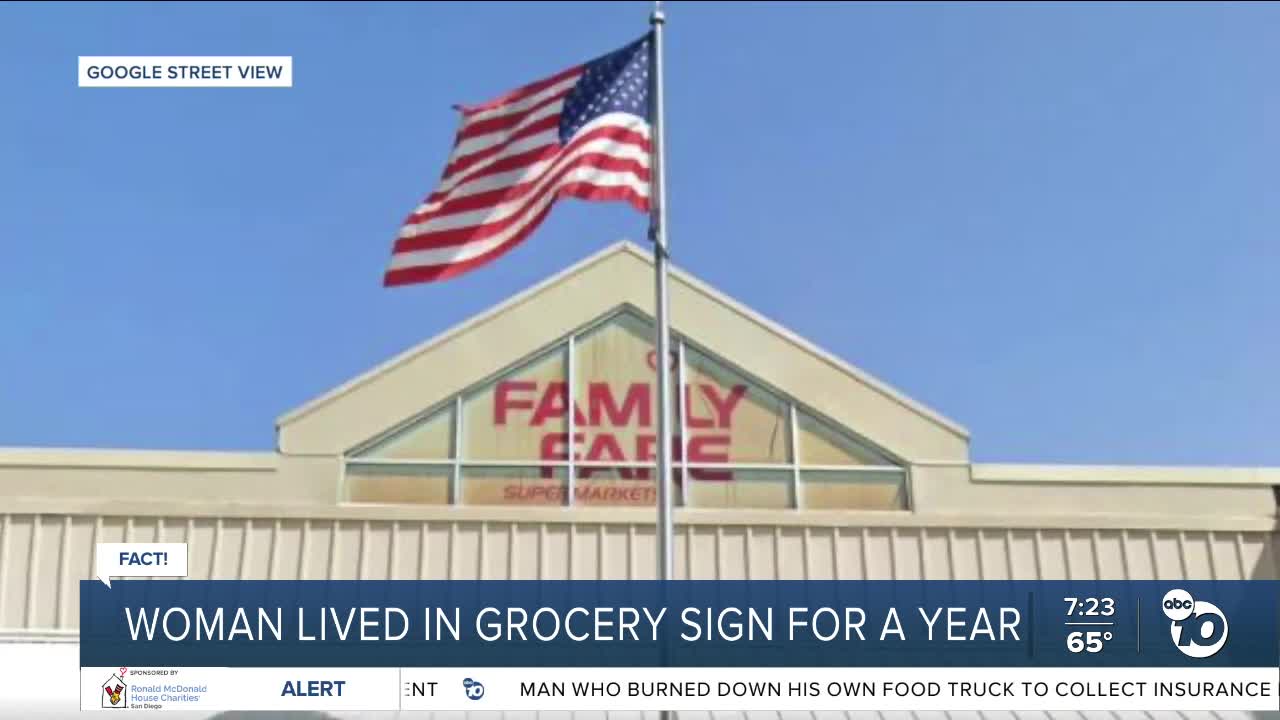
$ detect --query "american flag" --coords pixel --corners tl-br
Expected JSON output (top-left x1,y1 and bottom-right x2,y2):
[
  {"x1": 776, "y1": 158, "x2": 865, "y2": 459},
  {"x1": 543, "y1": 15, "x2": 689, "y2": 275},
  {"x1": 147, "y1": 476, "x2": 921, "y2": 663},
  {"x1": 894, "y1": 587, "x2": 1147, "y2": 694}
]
[{"x1": 384, "y1": 35, "x2": 653, "y2": 286}]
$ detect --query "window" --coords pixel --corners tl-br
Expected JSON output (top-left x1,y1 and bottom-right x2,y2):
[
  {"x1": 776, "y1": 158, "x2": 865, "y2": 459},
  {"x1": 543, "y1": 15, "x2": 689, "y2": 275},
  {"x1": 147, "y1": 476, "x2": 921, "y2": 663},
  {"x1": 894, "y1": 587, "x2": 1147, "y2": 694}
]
[
  {"x1": 463, "y1": 348, "x2": 567, "y2": 461},
  {"x1": 683, "y1": 345, "x2": 789, "y2": 465},
  {"x1": 346, "y1": 464, "x2": 450, "y2": 505},
  {"x1": 356, "y1": 404, "x2": 453, "y2": 461},
  {"x1": 343, "y1": 309, "x2": 908, "y2": 511},
  {"x1": 345, "y1": 404, "x2": 453, "y2": 504}
]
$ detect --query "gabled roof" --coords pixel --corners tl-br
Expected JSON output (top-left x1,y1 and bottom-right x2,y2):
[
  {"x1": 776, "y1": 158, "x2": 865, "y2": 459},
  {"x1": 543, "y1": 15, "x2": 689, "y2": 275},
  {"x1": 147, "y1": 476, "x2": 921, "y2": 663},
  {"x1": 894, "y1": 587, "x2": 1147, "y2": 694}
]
[{"x1": 277, "y1": 241, "x2": 969, "y2": 461}]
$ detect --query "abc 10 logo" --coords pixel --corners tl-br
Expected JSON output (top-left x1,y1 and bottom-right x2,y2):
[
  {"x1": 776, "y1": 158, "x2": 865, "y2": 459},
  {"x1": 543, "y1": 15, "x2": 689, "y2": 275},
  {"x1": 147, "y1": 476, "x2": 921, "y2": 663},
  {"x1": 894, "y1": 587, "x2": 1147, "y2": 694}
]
[{"x1": 1162, "y1": 588, "x2": 1228, "y2": 659}]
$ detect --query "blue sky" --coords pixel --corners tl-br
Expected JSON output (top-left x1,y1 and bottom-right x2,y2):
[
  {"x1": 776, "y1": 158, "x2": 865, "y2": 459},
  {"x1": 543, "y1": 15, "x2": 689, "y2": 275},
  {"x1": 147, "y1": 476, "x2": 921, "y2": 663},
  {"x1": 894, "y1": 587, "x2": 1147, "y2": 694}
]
[{"x1": 1, "y1": 1, "x2": 1276, "y2": 465}]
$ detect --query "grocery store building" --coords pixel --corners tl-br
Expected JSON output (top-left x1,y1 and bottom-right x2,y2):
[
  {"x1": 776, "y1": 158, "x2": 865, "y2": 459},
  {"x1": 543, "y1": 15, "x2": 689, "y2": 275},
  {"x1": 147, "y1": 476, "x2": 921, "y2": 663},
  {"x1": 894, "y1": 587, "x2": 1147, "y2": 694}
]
[{"x1": 1, "y1": 241, "x2": 1277, "y2": 716}]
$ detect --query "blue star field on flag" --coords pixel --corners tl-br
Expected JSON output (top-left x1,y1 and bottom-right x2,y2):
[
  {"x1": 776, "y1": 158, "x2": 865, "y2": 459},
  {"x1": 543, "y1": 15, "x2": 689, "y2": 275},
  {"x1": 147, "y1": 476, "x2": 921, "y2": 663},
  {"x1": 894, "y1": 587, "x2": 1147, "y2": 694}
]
[{"x1": 559, "y1": 35, "x2": 651, "y2": 144}]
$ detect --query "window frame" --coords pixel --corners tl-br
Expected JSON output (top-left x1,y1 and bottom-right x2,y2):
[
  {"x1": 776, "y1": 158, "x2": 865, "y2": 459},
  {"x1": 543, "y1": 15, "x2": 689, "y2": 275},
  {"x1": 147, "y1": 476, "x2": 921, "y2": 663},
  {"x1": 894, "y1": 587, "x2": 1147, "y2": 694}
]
[{"x1": 340, "y1": 307, "x2": 911, "y2": 511}]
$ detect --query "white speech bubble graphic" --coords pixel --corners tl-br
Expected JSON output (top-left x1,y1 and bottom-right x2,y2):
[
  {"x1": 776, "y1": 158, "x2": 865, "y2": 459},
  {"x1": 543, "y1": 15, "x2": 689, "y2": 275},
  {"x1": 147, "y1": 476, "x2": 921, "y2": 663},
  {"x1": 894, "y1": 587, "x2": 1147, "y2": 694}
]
[{"x1": 96, "y1": 543, "x2": 188, "y2": 588}]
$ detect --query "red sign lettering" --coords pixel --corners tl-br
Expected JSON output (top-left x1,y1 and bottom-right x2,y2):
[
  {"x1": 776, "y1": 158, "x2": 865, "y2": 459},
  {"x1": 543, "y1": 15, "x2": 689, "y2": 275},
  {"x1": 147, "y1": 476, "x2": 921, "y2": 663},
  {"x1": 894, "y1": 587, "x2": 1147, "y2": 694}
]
[
  {"x1": 494, "y1": 380, "x2": 535, "y2": 425},
  {"x1": 700, "y1": 384, "x2": 746, "y2": 428},
  {"x1": 491, "y1": 361, "x2": 752, "y2": 497},
  {"x1": 588, "y1": 382, "x2": 651, "y2": 427}
]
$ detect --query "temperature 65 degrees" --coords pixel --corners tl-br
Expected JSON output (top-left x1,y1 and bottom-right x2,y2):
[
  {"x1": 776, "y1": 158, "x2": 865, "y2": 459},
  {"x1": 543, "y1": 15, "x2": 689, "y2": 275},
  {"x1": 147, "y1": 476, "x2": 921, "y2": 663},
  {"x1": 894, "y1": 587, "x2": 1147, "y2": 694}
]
[{"x1": 1067, "y1": 630, "x2": 1113, "y2": 653}]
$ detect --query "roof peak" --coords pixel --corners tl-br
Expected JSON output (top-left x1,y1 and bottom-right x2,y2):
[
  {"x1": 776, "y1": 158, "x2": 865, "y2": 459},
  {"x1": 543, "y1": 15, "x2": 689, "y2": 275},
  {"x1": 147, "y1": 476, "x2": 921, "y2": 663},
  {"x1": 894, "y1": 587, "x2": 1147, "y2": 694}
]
[{"x1": 278, "y1": 239, "x2": 969, "y2": 454}]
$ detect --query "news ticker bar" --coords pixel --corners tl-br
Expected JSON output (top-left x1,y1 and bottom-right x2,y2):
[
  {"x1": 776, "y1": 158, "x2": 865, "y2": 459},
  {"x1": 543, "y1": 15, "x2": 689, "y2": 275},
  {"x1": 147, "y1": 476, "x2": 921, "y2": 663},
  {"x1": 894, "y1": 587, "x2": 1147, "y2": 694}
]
[
  {"x1": 82, "y1": 667, "x2": 1280, "y2": 712},
  {"x1": 81, "y1": 579, "x2": 1279, "y2": 668}
]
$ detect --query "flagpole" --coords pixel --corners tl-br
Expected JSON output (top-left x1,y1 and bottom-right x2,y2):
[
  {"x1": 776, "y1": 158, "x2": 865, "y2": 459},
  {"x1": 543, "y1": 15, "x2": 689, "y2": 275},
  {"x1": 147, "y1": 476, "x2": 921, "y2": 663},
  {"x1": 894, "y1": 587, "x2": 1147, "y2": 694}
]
[
  {"x1": 648, "y1": 1, "x2": 674, "y2": 588},
  {"x1": 649, "y1": 5, "x2": 675, "y2": 715}
]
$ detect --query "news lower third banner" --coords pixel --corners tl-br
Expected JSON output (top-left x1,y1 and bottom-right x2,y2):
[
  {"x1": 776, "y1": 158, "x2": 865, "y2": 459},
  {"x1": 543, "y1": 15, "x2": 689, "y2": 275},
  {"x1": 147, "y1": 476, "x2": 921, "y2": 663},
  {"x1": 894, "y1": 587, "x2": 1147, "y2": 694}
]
[{"x1": 80, "y1": 579, "x2": 1280, "y2": 712}]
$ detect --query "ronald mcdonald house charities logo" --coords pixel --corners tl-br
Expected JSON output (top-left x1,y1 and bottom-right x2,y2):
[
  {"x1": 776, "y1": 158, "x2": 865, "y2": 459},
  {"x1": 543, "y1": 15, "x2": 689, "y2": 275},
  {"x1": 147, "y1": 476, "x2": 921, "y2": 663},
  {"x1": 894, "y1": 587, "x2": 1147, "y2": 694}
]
[{"x1": 101, "y1": 672, "x2": 127, "y2": 708}]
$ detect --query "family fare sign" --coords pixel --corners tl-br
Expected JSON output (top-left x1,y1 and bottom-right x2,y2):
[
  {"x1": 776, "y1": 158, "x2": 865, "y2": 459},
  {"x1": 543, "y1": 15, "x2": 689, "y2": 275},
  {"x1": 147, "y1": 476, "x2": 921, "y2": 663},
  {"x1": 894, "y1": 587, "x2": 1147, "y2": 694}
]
[
  {"x1": 493, "y1": 376, "x2": 747, "y2": 480},
  {"x1": 346, "y1": 318, "x2": 897, "y2": 509}
]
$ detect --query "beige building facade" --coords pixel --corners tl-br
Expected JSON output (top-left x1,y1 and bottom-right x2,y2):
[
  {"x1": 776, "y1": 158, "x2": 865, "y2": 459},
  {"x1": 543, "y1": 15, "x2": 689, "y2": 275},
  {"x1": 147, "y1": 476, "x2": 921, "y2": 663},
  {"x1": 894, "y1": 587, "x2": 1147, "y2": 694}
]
[{"x1": 0, "y1": 241, "x2": 1277, "y2": 717}]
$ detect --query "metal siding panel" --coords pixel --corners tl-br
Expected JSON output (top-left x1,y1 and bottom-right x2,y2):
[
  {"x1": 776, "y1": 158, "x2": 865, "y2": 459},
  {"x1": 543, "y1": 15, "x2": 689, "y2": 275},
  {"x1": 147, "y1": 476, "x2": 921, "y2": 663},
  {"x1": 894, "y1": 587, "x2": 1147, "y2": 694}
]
[
  {"x1": 266, "y1": 519, "x2": 299, "y2": 580},
  {"x1": 1037, "y1": 531, "x2": 1068, "y2": 580},
  {"x1": 949, "y1": 529, "x2": 981, "y2": 580},
  {"x1": 1063, "y1": 530, "x2": 1097, "y2": 580},
  {"x1": 674, "y1": 526, "x2": 689, "y2": 580},
  {"x1": 449, "y1": 522, "x2": 480, "y2": 580},
  {"x1": 775, "y1": 528, "x2": 805, "y2": 580},
  {"x1": 268, "y1": 519, "x2": 284, "y2": 580},
  {"x1": 892, "y1": 529, "x2": 922, "y2": 580},
  {"x1": 742, "y1": 526, "x2": 770, "y2": 580},
  {"x1": 716, "y1": 527, "x2": 748, "y2": 581},
  {"x1": 3, "y1": 516, "x2": 32, "y2": 629},
  {"x1": 419, "y1": 522, "x2": 449, "y2": 579},
  {"x1": 56, "y1": 519, "x2": 78, "y2": 627},
  {"x1": 1111, "y1": 530, "x2": 1152, "y2": 579},
  {"x1": 478, "y1": 521, "x2": 505, "y2": 580},
  {"x1": 1150, "y1": 531, "x2": 1186, "y2": 580},
  {"x1": 252, "y1": 515, "x2": 275, "y2": 576},
  {"x1": 913, "y1": 528, "x2": 937, "y2": 579},
  {"x1": 236, "y1": 518, "x2": 256, "y2": 579},
  {"x1": 357, "y1": 521, "x2": 390, "y2": 580},
  {"x1": 154, "y1": 517, "x2": 180, "y2": 580},
  {"x1": 509, "y1": 524, "x2": 538, "y2": 580},
  {"x1": 1176, "y1": 531, "x2": 1212, "y2": 580},
  {"x1": 569, "y1": 524, "x2": 600, "y2": 581},
  {"x1": 387, "y1": 521, "x2": 414, "y2": 580},
  {"x1": 862, "y1": 528, "x2": 894, "y2": 580},
  {"x1": 22, "y1": 515, "x2": 40, "y2": 629},
  {"x1": 128, "y1": 516, "x2": 159, "y2": 543},
  {"x1": 327, "y1": 520, "x2": 360, "y2": 580},
  {"x1": 1236, "y1": 532, "x2": 1278, "y2": 580},
  {"x1": 831, "y1": 528, "x2": 861, "y2": 580},
  {"x1": 599, "y1": 525, "x2": 630, "y2": 580},
  {"x1": 212, "y1": 520, "x2": 244, "y2": 579},
  {"x1": 1006, "y1": 530, "x2": 1039, "y2": 580},
  {"x1": 687, "y1": 527, "x2": 718, "y2": 580},
  {"x1": 679, "y1": 525, "x2": 697, "y2": 579},
  {"x1": 61, "y1": 517, "x2": 94, "y2": 628},
  {"x1": 5, "y1": 511, "x2": 1279, "y2": 634},
  {"x1": 298, "y1": 519, "x2": 327, "y2": 580},
  {"x1": 630, "y1": 525, "x2": 656, "y2": 580},
  {"x1": 540, "y1": 524, "x2": 570, "y2": 580},
  {"x1": 1123, "y1": 531, "x2": 1158, "y2": 580},
  {"x1": 975, "y1": 529, "x2": 1006, "y2": 580},
  {"x1": 918, "y1": 529, "x2": 950, "y2": 580},
  {"x1": 30, "y1": 516, "x2": 63, "y2": 629},
  {"x1": 1090, "y1": 530, "x2": 1128, "y2": 579},
  {"x1": 0, "y1": 515, "x2": 9, "y2": 627},
  {"x1": 243, "y1": 518, "x2": 270, "y2": 580},
  {"x1": 1259, "y1": 533, "x2": 1280, "y2": 579},
  {"x1": 804, "y1": 528, "x2": 836, "y2": 580}
]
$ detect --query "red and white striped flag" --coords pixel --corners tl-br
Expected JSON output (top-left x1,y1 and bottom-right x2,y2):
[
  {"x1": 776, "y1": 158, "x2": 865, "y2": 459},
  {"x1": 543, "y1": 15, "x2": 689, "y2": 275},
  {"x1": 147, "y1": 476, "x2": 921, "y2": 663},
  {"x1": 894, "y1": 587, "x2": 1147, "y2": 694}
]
[{"x1": 384, "y1": 36, "x2": 653, "y2": 286}]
